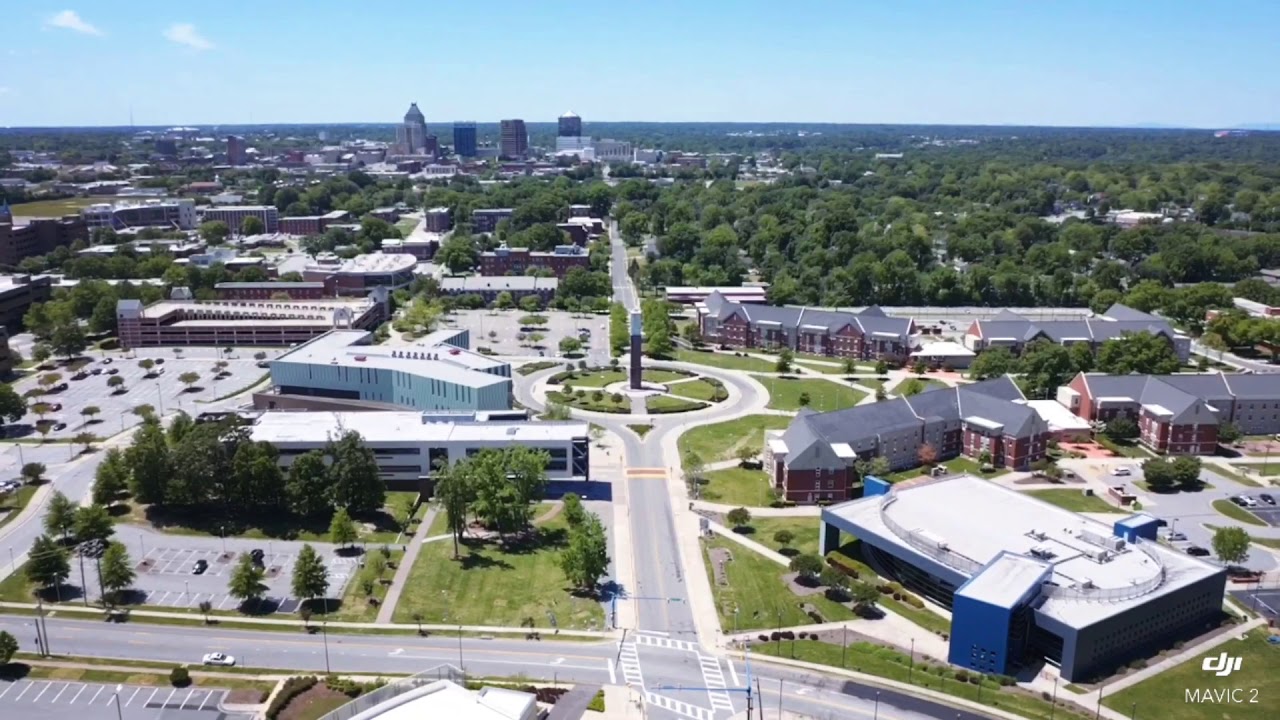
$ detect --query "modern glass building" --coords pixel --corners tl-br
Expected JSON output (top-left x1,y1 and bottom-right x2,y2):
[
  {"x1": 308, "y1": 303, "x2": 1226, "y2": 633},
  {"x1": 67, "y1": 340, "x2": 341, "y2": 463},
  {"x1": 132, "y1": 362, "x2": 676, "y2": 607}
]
[
  {"x1": 819, "y1": 475, "x2": 1226, "y2": 682},
  {"x1": 267, "y1": 328, "x2": 512, "y2": 412}
]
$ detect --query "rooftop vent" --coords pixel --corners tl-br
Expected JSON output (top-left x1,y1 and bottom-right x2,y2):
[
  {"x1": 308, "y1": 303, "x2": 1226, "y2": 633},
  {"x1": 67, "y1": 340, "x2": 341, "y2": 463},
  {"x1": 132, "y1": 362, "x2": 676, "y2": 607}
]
[{"x1": 353, "y1": 355, "x2": 366, "y2": 362}]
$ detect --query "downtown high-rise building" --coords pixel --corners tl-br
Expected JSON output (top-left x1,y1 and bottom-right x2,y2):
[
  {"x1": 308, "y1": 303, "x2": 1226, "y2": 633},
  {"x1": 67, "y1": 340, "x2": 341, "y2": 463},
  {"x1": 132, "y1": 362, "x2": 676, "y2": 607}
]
[
  {"x1": 226, "y1": 135, "x2": 247, "y2": 166},
  {"x1": 499, "y1": 119, "x2": 528, "y2": 159},
  {"x1": 558, "y1": 111, "x2": 582, "y2": 137},
  {"x1": 393, "y1": 102, "x2": 429, "y2": 155},
  {"x1": 453, "y1": 122, "x2": 477, "y2": 157}
]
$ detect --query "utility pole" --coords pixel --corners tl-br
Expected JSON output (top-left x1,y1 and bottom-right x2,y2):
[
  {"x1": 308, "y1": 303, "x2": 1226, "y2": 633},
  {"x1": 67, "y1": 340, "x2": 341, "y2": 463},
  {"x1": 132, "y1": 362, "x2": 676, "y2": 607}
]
[
  {"x1": 36, "y1": 594, "x2": 51, "y2": 655},
  {"x1": 777, "y1": 678, "x2": 783, "y2": 718},
  {"x1": 77, "y1": 551, "x2": 89, "y2": 607}
]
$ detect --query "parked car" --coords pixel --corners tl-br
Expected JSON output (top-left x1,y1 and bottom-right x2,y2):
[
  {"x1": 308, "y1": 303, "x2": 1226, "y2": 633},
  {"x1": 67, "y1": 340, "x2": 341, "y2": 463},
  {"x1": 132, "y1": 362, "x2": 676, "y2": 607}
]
[
  {"x1": 250, "y1": 548, "x2": 265, "y2": 566},
  {"x1": 1164, "y1": 531, "x2": 1187, "y2": 542},
  {"x1": 90, "y1": 368, "x2": 103, "y2": 375},
  {"x1": 102, "y1": 358, "x2": 112, "y2": 364},
  {"x1": 256, "y1": 361, "x2": 269, "y2": 368},
  {"x1": 72, "y1": 372, "x2": 88, "y2": 381},
  {"x1": 193, "y1": 559, "x2": 209, "y2": 575},
  {"x1": 1260, "y1": 493, "x2": 1276, "y2": 506},
  {"x1": 1230, "y1": 496, "x2": 1248, "y2": 507},
  {"x1": 202, "y1": 653, "x2": 236, "y2": 666},
  {"x1": 106, "y1": 368, "x2": 119, "y2": 375},
  {"x1": 53, "y1": 422, "x2": 67, "y2": 431},
  {"x1": 1185, "y1": 546, "x2": 1211, "y2": 557},
  {"x1": 49, "y1": 403, "x2": 62, "y2": 412},
  {"x1": 155, "y1": 358, "x2": 165, "y2": 365},
  {"x1": 53, "y1": 383, "x2": 68, "y2": 392},
  {"x1": 1111, "y1": 466, "x2": 1132, "y2": 477},
  {"x1": 1242, "y1": 495, "x2": 1259, "y2": 507}
]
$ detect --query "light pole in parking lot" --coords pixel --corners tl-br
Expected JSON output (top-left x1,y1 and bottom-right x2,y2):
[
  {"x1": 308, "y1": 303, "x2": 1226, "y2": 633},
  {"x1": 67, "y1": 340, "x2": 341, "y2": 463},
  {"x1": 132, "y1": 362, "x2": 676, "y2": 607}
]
[
  {"x1": 112, "y1": 684, "x2": 124, "y2": 720},
  {"x1": 322, "y1": 621, "x2": 331, "y2": 674}
]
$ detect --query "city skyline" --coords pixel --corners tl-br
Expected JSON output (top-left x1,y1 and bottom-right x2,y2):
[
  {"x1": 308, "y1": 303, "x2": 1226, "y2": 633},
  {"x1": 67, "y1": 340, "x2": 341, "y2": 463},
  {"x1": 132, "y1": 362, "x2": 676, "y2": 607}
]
[{"x1": 1, "y1": 1, "x2": 1277, "y2": 128}]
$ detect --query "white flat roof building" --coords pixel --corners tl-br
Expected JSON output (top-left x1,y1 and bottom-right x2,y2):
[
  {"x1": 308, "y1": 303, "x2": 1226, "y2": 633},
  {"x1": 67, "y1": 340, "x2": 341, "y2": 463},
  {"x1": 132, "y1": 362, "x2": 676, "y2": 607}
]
[{"x1": 342, "y1": 679, "x2": 536, "y2": 720}]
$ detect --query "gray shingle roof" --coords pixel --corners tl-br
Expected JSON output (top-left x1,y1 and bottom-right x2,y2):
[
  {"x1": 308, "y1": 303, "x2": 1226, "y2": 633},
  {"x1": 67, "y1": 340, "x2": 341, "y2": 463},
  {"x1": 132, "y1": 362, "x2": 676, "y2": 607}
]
[
  {"x1": 973, "y1": 304, "x2": 1179, "y2": 345},
  {"x1": 1079, "y1": 373, "x2": 1234, "y2": 424},
  {"x1": 706, "y1": 292, "x2": 912, "y2": 341}
]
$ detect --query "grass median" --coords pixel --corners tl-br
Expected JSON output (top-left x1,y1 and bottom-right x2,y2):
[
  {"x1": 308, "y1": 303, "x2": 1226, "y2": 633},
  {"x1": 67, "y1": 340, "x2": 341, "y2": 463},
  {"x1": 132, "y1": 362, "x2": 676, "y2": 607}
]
[
  {"x1": 678, "y1": 415, "x2": 792, "y2": 465},
  {"x1": 750, "y1": 375, "x2": 866, "y2": 412}
]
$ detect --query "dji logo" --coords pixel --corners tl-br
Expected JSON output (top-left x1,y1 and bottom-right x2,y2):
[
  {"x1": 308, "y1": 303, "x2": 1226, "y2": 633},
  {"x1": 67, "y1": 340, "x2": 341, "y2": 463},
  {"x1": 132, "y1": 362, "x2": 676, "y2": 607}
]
[{"x1": 1202, "y1": 653, "x2": 1243, "y2": 677}]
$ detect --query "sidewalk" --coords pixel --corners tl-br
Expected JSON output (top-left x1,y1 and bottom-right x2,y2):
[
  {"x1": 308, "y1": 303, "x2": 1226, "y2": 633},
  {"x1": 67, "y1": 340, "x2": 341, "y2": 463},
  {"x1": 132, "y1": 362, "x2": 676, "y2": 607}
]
[
  {"x1": 0, "y1": 600, "x2": 616, "y2": 638},
  {"x1": 692, "y1": 500, "x2": 819, "y2": 517},
  {"x1": 376, "y1": 505, "x2": 436, "y2": 623},
  {"x1": 1090, "y1": 618, "x2": 1267, "y2": 696}
]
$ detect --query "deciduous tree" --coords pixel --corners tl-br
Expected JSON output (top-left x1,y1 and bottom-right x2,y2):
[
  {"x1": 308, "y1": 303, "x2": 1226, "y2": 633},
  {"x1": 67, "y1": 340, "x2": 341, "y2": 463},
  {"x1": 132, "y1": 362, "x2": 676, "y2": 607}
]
[
  {"x1": 1211, "y1": 526, "x2": 1250, "y2": 565},
  {"x1": 559, "y1": 512, "x2": 610, "y2": 594},
  {"x1": 98, "y1": 541, "x2": 136, "y2": 606},
  {"x1": 290, "y1": 544, "x2": 330, "y2": 604},
  {"x1": 228, "y1": 552, "x2": 267, "y2": 607}
]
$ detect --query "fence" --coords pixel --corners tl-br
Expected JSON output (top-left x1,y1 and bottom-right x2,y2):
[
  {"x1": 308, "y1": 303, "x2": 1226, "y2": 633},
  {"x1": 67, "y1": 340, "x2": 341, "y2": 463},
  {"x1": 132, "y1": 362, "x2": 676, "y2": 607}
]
[{"x1": 315, "y1": 665, "x2": 467, "y2": 720}]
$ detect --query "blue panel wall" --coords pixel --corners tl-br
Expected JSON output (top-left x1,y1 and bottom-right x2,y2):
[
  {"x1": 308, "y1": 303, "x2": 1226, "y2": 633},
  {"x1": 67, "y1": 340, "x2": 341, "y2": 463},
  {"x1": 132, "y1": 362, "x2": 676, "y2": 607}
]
[
  {"x1": 863, "y1": 476, "x2": 891, "y2": 497},
  {"x1": 948, "y1": 595, "x2": 1014, "y2": 675},
  {"x1": 1113, "y1": 514, "x2": 1161, "y2": 543}
]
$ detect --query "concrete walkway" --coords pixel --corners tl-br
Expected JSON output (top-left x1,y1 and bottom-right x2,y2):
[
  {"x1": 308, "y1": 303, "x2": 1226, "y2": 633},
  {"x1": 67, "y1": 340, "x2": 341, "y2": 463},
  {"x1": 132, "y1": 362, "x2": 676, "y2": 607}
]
[
  {"x1": 1090, "y1": 618, "x2": 1268, "y2": 696},
  {"x1": 692, "y1": 500, "x2": 819, "y2": 517},
  {"x1": 376, "y1": 505, "x2": 437, "y2": 623},
  {"x1": 707, "y1": 522, "x2": 789, "y2": 564},
  {"x1": 0, "y1": 601, "x2": 615, "y2": 638}
]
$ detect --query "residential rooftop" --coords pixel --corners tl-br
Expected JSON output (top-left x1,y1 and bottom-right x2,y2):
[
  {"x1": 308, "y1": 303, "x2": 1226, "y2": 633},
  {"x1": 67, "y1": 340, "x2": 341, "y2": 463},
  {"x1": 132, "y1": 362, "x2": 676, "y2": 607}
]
[
  {"x1": 440, "y1": 276, "x2": 558, "y2": 292},
  {"x1": 333, "y1": 253, "x2": 418, "y2": 274}
]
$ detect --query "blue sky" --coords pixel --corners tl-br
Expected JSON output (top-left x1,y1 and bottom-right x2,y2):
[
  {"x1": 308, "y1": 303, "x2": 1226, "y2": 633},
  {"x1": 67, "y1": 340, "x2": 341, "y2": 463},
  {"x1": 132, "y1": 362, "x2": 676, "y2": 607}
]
[{"x1": 1, "y1": 1, "x2": 1277, "y2": 128}]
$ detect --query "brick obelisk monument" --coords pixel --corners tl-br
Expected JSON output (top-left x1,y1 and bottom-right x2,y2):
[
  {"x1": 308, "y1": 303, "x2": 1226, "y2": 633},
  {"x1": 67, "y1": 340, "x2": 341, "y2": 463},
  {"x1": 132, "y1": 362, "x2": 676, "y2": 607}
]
[{"x1": 629, "y1": 311, "x2": 643, "y2": 389}]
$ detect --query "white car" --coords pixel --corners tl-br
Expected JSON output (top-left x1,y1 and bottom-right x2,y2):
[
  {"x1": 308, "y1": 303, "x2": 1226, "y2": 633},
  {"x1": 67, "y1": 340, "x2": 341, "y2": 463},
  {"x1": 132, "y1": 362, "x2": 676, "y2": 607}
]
[
  {"x1": 1241, "y1": 496, "x2": 1259, "y2": 508},
  {"x1": 1111, "y1": 467, "x2": 1132, "y2": 477},
  {"x1": 202, "y1": 653, "x2": 236, "y2": 666}
]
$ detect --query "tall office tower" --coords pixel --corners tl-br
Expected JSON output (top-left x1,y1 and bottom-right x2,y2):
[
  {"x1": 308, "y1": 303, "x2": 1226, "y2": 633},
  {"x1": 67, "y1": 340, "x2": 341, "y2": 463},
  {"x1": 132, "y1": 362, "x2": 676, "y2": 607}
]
[
  {"x1": 393, "y1": 102, "x2": 429, "y2": 155},
  {"x1": 499, "y1": 119, "x2": 528, "y2": 159},
  {"x1": 453, "y1": 122, "x2": 477, "y2": 157},
  {"x1": 558, "y1": 111, "x2": 582, "y2": 137},
  {"x1": 226, "y1": 135, "x2": 247, "y2": 165}
]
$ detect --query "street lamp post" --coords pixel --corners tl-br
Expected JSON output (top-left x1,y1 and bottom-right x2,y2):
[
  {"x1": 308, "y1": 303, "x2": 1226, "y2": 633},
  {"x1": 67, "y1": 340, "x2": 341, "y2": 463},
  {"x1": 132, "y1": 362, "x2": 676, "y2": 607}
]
[
  {"x1": 458, "y1": 624, "x2": 464, "y2": 670},
  {"x1": 322, "y1": 621, "x2": 331, "y2": 674},
  {"x1": 873, "y1": 691, "x2": 880, "y2": 720},
  {"x1": 112, "y1": 684, "x2": 124, "y2": 720}
]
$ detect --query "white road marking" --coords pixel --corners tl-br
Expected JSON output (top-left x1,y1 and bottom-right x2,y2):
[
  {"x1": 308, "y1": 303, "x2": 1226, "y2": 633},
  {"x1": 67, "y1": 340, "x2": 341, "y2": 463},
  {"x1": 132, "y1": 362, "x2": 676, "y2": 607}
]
[
  {"x1": 550, "y1": 657, "x2": 565, "y2": 666},
  {"x1": 607, "y1": 658, "x2": 617, "y2": 684},
  {"x1": 727, "y1": 658, "x2": 740, "y2": 687},
  {"x1": 33, "y1": 681, "x2": 55, "y2": 702},
  {"x1": 145, "y1": 687, "x2": 159, "y2": 706},
  {"x1": 634, "y1": 629, "x2": 670, "y2": 636},
  {"x1": 15, "y1": 682, "x2": 38, "y2": 700},
  {"x1": 181, "y1": 688, "x2": 195, "y2": 708},
  {"x1": 617, "y1": 642, "x2": 645, "y2": 687},
  {"x1": 70, "y1": 684, "x2": 88, "y2": 704},
  {"x1": 126, "y1": 687, "x2": 141, "y2": 706},
  {"x1": 0, "y1": 682, "x2": 15, "y2": 700},
  {"x1": 163, "y1": 688, "x2": 176, "y2": 706},
  {"x1": 88, "y1": 686, "x2": 103, "y2": 705},
  {"x1": 198, "y1": 690, "x2": 216, "y2": 711},
  {"x1": 51, "y1": 682, "x2": 71, "y2": 703}
]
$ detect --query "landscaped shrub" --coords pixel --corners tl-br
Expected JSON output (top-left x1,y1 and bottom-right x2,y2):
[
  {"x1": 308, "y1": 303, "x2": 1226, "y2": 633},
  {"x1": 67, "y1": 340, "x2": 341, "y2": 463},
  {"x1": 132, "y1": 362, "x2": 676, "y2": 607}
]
[
  {"x1": 611, "y1": 393, "x2": 623, "y2": 403},
  {"x1": 967, "y1": 674, "x2": 981, "y2": 685},
  {"x1": 266, "y1": 677, "x2": 319, "y2": 720},
  {"x1": 591, "y1": 390, "x2": 604, "y2": 401},
  {"x1": 906, "y1": 595, "x2": 925, "y2": 609},
  {"x1": 995, "y1": 675, "x2": 1016, "y2": 687},
  {"x1": 954, "y1": 669, "x2": 969, "y2": 682},
  {"x1": 169, "y1": 667, "x2": 191, "y2": 687}
]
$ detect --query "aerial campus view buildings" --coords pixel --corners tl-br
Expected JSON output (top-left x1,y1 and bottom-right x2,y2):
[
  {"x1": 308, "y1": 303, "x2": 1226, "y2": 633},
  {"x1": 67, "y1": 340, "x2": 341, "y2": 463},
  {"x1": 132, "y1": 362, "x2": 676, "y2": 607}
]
[{"x1": 2, "y1": 101, "x2": 1280, "y2": 720}]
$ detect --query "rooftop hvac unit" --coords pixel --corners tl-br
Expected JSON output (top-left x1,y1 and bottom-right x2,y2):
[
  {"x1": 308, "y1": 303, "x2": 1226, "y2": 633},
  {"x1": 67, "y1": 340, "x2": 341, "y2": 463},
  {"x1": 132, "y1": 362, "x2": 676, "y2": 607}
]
[
  {"x1": 1030, "y1": 530, "x2": 1047, "y2": 541},
  {"x1": 1080, "y1": 578, "x2": 1094, "y2": 589},
  {"x1": 1107, "y1": 537, "x2": 1126, "y2": 552}
]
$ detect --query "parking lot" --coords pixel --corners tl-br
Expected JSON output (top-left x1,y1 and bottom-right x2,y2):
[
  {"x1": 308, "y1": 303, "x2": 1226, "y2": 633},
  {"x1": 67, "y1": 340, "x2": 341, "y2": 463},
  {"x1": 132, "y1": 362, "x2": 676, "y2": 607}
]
[
  {"x1": 10, "y1": 346, "x2": 285, "y2": 442},
  {"x1": 1229, "y1": 492, "x2": 1280, "y2": 526},
  {"x1": 0, "y1": 680, "x2": 246, "y2": 720},
  {"x1": 440, "y1": 309, "x2": 607, "y2": 361},
  {"x1": 1230, "y1": 587, "x2": 1280, "y2": 620},
  {"x1": 74, "y1": 531, "x2": 360, "y2": 614}
]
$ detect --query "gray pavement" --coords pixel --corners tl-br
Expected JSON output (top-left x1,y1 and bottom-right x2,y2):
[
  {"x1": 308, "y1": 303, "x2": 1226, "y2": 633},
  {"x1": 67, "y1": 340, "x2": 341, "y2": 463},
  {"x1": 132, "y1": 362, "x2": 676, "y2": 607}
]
[
  {"x1": 0, "y1": 680, "x2": 243, "y2": 720},
  {"x1": 11, "y1": 346, "x2": 281, "y2": 443},
  {"x1": 442, "y1": 308, "x2": 610, "y2": 367}
]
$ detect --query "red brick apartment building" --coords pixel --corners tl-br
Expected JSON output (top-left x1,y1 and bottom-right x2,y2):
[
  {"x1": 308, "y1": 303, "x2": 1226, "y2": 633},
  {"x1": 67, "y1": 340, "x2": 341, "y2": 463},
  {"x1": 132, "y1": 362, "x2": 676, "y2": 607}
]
[
  {"x1": 479, "y1": 244, "x2": 590, "y2": 278},
  {"x1": 765, "y1": 377, "x2": 1049, "y2": 504},
  {"x1": 1059, "y1": 372, "x2": 1280, "y2": 455},
  {"x1": 698, "y1": 292, "x2": 914, "y2": 362}
]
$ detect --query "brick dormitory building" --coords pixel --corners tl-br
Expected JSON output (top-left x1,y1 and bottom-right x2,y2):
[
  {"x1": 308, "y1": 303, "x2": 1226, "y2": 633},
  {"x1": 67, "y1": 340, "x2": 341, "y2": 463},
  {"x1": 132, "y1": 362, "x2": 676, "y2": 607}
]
[
  {"x1": 764, "y1": 377, "x2": 1051, "y2": 504},
  {"x1": 478, "y1": 244, "x2": 590, "y2": 278},
  {"x1": 963, "y1": 304, "x2": 1192, "y2": 363},
  {"x1": 1060, "y1": 372, "x2": 1280, "y2": 455},
  {"x1": 697, "y1": 291, "x2": 915, "y2": 361}
]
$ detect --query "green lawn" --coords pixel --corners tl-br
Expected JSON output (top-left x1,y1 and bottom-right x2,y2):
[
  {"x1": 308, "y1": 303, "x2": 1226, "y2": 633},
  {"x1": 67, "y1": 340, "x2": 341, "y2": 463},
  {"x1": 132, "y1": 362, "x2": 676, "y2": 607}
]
[
  {"x1": 1208, "y1": 465, "x2": 1264, "y2": 487},
  {"x1": 750, "y1": 375, "x2": 866, "y2": 412},
  {"x1": 794, "y1": 361, "x2": 849, "y2": 375},
  {"x1": 701, "y1": 536, "x2": 854, "y2": 631},
  {"x1": 748, "y1": 517, "x2": 820, "y2": 556},
  {"x1": 10, "y1": 197, "x2": 103, "y2": 217},
  {"x1": 857, "y1": 378, "x2": 886, "y2": 393},
  {"x1": 1104, "y1": 628, "x2": 1280, "y2": 720},
  {"x1": 322, "y1": 548, "x2": 406, "y2": 622},
  {"x1": 1026, "y1": 489, "x2": 1124, "y2": 514},
  {"x1": 698, "y1": 467, "x2": 776, "y2": 507},
  {"x1": 1212, "y1": 499, "x2": 1267, "y2": 526},
  {"x1": 627, "y1": 424, "x2": 653, "y2": 438},
  {"x1": 0, "y1": 482, "x2": 40, "y2": 532},
  {"x1": 753, "y1": 641, "x2": 1088, "y2": 720},
  {"x1": 826, "y1": 540, "x2": 952, "y2": 635},
  {"x1": 666, "y1": 378, "x2": 727, "y2": 402},
  {"x1": 516, "y1": 361, "x2": 559, "y2": 376},
  {"x1": 391, "y1": 513, "x2": 605, "y2": 629},
  {"x1": 892, "y1": 377, "x2": 947, "y2": 396},
  {"x1": 642, "y1": 368, "x2": 693, "y2": 384},
  {"x1": 1231, "y1": 463, "x2": 1280, "y2": 476},
  {"x1": 674, "y1": 349, "x2": 776, "y2": 372},
  {"x1": 555, "y1": 369, "x2": 626, "y2": 388},
  {"x1": 879, "y1": 456, "x2": 1008, "y2": 484},
  {"x1": 678, "y1": 415, "x2": 792, "y2": 465},
  {"x1": 646, "y1": 395, "x2": 707, "y2": 414},
  {"x1": 546, "y1": 390, "x2": 631, "y2": 414}
]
